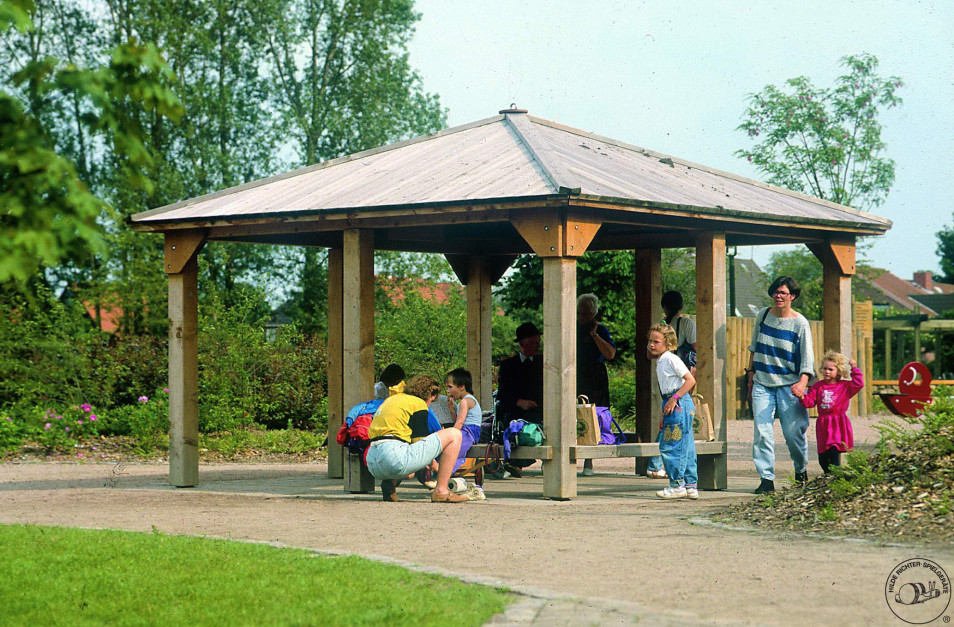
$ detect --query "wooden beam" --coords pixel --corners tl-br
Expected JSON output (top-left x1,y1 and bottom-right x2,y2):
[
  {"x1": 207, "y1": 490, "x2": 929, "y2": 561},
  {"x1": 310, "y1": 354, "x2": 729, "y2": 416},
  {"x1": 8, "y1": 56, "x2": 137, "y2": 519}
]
[
  {"x1": 813, "y1": 238, "x2": 855, "y2": 357},
  {"x1": 695, "y1": 232, "x2": 728, "y2": 490},
  {"x1": 633, "y1": 248, "x2": 662, "y2": 474},
  {"x1": 511, "y1": 209, "x2": 564, "y2": 257},
  {"x1": 164, "y1": 229, "x2": 206, "y2": 274},
  {"x1": 168, "y1": 256, "x2": 199, "y2": 487},
  {"x1": 326, "y1": 248, "x2": 344, "y2": 479},
  {"x1": 464, "y1": 257, "x2": 494, "y2": 408},
  {"x1": 564, "y1": 211, "x2": 602, "y2": 257},
  {"x1": 541, "y1": 257, "x2": 577, "y2": 499},
  {"x1": 808, "y1": 238, "x2": 856, "y2": 276},
  {"x1": 342, "y1": 229, "x2": 375, "y2": 493}
]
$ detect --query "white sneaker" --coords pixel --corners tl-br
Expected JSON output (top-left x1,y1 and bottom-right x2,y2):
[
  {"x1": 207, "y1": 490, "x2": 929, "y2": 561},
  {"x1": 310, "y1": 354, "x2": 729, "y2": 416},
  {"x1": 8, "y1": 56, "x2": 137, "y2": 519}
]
[
  {"x1": 656, "y1": 486, "x2": 688, "y2": 499},
  {"x1": 646, "y1": 469, "x2": 667, "y2": 479},
  {"x1": 581, "y1": 467, "x2": 595, "y2": 476},
  {"x1": 685, "y1": 487, "x2": 699, "y2": 500}
]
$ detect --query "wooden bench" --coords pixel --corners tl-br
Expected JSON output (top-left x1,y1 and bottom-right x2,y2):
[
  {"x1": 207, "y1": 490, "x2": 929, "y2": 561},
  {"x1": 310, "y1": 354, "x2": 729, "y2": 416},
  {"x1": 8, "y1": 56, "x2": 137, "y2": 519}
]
[{"x1": 466, "y1": 439, "x2": 727, "y2": 490}]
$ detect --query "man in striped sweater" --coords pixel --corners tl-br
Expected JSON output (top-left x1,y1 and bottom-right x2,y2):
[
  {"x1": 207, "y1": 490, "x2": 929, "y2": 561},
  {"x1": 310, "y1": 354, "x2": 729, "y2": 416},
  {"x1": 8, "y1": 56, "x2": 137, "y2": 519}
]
[{"x1": 746, "y1": 276, "x2": 815, "y2": 494}]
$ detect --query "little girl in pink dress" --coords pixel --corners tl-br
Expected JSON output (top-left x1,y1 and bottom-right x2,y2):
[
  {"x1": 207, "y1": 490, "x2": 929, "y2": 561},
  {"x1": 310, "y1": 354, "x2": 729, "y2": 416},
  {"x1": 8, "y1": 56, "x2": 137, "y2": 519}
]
[{"x1": 799, "y1": 350, "x2": 864, "y2": 473}]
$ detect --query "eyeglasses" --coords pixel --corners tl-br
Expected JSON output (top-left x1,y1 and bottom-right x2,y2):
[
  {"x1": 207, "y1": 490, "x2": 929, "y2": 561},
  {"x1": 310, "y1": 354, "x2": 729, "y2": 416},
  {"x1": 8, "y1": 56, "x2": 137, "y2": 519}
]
[{"x1": 771, "y1": 291, "x2": 793, "y2": 298}]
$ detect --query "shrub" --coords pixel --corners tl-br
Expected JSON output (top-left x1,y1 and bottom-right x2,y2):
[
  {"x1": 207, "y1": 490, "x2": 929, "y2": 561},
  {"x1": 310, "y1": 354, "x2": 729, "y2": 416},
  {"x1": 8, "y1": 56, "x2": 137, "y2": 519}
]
[{"x1": 198, "y1": 294, "x2": 327, "y2": 433}]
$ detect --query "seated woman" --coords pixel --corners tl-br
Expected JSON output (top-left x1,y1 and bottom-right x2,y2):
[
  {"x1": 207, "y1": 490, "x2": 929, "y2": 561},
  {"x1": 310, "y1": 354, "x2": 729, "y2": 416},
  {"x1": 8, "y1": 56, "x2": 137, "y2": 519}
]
[{"x1": 365, "y1": 374, "x2": 469, "y2": 503}]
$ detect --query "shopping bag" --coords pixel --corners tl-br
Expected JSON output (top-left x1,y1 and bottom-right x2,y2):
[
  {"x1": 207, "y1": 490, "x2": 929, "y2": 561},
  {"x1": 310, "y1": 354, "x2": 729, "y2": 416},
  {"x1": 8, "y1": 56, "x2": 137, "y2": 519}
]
[
  {"x1": 576, "y1": 395, "x2": 600, "y2": 445},
  {"x1": 692, "y1": 394, "x2": 715, "y2": 441}
]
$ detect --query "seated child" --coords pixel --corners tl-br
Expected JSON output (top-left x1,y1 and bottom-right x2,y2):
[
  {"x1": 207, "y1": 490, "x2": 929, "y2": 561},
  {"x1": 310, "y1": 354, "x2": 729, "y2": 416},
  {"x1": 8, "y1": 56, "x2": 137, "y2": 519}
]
[
  {"x1": 647, "y1": 323, "x2": 698, "y2": 500},
  {"x1": 445, "y1": 367, "x2": 482, "y2": 473},
  {"x1": 798, "y1": 350, "x2": 864, "y2": 473}
]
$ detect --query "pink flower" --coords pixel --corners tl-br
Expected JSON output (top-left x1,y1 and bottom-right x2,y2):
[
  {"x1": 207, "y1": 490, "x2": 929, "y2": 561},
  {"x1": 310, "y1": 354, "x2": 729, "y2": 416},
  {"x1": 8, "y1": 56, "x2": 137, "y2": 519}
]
[
  {"x1": 44, "y1": 423, "x2": 51, "y2": 430},
  {"x1": 77, "y1": 420, "x2": 83, "y2": 425},
  {"x1": 77, "y1": 453, "x2": 83, "y2": 458},
  {"x1": 138, "y1": 396, "x2": 149, "y2": 403},
  {"x1": 65, "y1": 427, "x2": 70, "y2": 432},
  {"x1": 81, "y1": 404, "x2": 92, "y2": 412},
  {"x1": 89, "y1": 415, "x2": 97, "y2": 421},
  {"x1": 163, "y1": 389, "x2": 170, "y2": 393}
]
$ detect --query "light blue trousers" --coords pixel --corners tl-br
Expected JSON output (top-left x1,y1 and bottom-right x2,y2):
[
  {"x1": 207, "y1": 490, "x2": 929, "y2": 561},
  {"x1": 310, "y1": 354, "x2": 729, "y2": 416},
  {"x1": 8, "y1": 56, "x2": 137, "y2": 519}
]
[
  {"x1": 658, "y1": 394, "x2": 697, "y2": 488},
  {"x1": 751, "y1": 382, "x2": 809, "y2": 480}
]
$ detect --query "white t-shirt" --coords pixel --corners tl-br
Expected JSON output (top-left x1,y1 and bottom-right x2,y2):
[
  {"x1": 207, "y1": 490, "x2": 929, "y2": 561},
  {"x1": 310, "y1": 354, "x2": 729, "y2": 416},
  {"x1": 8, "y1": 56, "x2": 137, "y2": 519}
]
[
  {"x1": 656, "y1": 351, "x2": 689, "y2": 396},
  {"x1": 673, "y1": 315, "x2": 696, "y2": 347}
]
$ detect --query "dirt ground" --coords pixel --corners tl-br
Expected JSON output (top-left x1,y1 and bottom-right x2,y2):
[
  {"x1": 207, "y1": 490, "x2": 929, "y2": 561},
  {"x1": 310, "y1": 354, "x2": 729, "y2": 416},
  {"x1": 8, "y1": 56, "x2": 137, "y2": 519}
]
[{"x1": 3, "y1": 416, "x2": 953, "y2": 625}]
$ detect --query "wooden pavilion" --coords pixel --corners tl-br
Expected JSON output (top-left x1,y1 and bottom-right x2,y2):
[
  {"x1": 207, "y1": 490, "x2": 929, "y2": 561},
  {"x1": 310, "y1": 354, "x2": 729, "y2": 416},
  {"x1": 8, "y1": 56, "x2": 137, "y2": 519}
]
[{"x1": 130, "y1": 108, "x2": 891, "y2": 499}]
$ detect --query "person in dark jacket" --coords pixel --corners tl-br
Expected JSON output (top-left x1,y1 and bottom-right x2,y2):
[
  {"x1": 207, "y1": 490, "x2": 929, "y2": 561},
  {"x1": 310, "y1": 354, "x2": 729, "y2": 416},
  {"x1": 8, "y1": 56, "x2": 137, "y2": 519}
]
[{"x1": 495, "y1": 322, "x2": 543, "y2": 475}]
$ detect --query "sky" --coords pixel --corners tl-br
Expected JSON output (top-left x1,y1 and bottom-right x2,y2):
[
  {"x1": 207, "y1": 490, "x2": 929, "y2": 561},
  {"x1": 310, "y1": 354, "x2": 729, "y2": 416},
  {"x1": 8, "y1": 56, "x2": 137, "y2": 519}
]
[{"x1": 406, "y1": 0, "x2": 954, "y2": 280}]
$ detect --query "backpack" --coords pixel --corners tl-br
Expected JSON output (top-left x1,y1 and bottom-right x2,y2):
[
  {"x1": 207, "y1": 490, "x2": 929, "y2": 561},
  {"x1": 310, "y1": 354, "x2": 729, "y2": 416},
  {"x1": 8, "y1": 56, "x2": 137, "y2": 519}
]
[
  {"x1": 516, "y1": 422, "x2": 544, "y2": 446},
  {"x1": 674, "y1": 317, "x2": 697, "y2": 369},
  {"x1": 596, "y1": 406, "x2": 626, "y2": 445}
]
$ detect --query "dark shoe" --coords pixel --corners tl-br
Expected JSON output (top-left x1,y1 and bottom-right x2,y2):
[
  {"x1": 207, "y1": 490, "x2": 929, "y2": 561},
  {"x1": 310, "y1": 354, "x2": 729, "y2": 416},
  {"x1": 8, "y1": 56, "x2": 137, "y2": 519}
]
[
  {"x1": 754, "y1": 479, "x2": 775, "y2": 494},
  {"x1": 795, "y1": 471, "x2": 808, "y2": 485},
  {"x1": 381, "y1": 479, "x2": 399, "y2": 502},
  {"x1": 504, "y1": 464, "x2": 523, "y2": 478}
]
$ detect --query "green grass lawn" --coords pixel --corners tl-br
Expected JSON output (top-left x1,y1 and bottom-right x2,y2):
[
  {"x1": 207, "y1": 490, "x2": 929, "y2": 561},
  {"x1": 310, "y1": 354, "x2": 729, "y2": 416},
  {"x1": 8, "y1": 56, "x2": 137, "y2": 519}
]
[{"x1": 0, "y1": 524, "x2": 511, "y2": 626}]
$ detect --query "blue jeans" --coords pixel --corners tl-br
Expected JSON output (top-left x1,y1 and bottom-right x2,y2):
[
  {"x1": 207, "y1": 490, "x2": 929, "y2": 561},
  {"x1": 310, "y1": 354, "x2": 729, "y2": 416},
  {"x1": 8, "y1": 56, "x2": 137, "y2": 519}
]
[
  {"x1": 658, "y1": 394, "x2": 697, "y2": 488},
  {"x1": 646, "y1": 431, "x2": 663, "y2": 472},
  {"x1": 751, "y1": 382, "x2": 809, "y2": 480}
]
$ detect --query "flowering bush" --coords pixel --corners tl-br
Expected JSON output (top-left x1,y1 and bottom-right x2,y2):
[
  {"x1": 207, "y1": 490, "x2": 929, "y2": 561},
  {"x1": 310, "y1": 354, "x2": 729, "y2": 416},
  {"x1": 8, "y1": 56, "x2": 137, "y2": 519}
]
[
  {"x1": 33, "y1": 404, "x2": 100, "y2": 452},
  {"x1": 98, "y1": 390, "x2": 169, "y2": 439},
  {"x1": 0, "y1": 413, "x2": 20, "y2": 453}
]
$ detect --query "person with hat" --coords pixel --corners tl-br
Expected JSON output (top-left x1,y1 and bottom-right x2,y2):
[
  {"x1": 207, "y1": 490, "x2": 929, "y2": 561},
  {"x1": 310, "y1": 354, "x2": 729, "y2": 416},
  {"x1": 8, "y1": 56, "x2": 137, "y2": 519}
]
[{"x1": 495, "y1": 322, "x2": 544, "y2": 475}]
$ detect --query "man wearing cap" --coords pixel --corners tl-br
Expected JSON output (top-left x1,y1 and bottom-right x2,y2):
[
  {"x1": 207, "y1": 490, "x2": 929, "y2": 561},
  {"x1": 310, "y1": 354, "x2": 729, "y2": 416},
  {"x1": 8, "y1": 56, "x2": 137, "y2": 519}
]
[{"x1": 495, "y1": 322, "x2": 544, "y2": 476}]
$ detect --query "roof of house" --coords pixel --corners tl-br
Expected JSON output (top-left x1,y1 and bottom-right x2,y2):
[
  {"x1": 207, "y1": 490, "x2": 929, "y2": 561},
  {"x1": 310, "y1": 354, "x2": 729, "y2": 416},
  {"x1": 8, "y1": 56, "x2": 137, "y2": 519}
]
[
  {"x1": 731, "y1": 258, "x2": 770, "y2": 317},
  {"x1": 130, "y1": 110, "x2": 891, "y2": 254},
  {"x1": 910, "y1": 293, "x2": 954, "y2": 317},
  {"x1": 863, "y1": 269, "x2": 940, "y2": 316}
]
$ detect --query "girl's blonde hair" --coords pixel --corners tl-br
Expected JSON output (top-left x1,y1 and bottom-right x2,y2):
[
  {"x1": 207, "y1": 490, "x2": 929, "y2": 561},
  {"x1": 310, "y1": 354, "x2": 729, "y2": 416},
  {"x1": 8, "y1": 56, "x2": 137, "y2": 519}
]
[
  {"x1": 648, "y1": 323, "x2": 677, "y2": 350},
  {"x1": 821, "y1": 350, "x2": 850, "y2": 380}
]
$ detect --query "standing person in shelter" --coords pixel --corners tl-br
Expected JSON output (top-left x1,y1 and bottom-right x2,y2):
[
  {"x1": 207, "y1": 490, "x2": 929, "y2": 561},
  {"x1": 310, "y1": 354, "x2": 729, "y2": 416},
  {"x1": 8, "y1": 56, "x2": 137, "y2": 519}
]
[
  {"x1": 798, "y1": 351, "x2": 864, "y2": 474},
  {"x1": 495, "y1": 322, "x2": 544, "y2": 475},
  {"x1": 747, "y1": 276, "x2": 815, "y2": 494},
  {"x1": 646, "y1": 323, "x2": 698, "y2": 499},
  {"x1": 445, "y1": 368, "x2": 482, "y2": 472},
  {"x1": 366, "y1": 375, "x2": 468, "y2": 503},
  {"x1": 576, "y1": 294, "x2": 616, "y2": 477},
  {"x1": 646, "y1": 290, "x2": 697, "y2": 479}
]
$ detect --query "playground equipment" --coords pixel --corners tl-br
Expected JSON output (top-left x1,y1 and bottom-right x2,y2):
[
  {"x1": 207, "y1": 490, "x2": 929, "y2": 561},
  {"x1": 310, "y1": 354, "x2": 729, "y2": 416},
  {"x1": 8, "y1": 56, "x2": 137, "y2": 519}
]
[{"x1": 879, "y1": 362, "x2": 934, "y2": 417}]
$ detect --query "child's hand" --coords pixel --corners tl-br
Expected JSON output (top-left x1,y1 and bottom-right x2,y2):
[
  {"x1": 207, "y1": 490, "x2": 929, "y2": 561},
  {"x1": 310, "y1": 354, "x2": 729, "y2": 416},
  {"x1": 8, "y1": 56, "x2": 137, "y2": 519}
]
[
  {"x1": 663, "y1": 397, "x2": 677, "y2": 415},
  {"x1": 849, "y1": 359, "x2": 857, "y2": 368}
]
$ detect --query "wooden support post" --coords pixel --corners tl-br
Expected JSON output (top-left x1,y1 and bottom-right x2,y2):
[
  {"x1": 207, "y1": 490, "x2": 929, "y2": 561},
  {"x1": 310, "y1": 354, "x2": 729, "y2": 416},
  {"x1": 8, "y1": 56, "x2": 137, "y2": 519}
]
[
  {"x1": 465, "y1": 257, "x2": 494, "y2": 408},
  {"x1": 634, "y1": 249, "x2": 662, "y2": 474},
  {"x1": 166, "y1": 230, "x2": 204, "y2": 488},
  {"x1": 885, "y1": 329, "x2": 892, "y2": 379},
  {"x1": 542, "y1": 257, "x2": 577, "y2": 500},
  {"x1": 326, "y1": 248, "x2": 344, "y2": 478},
  {"x1": 342, "y1": 229, "x2": 375, "y2": 493},
  {"x1": 695, "y1": 232, "x2": 727, "y2": 490},
  {"x1": 809, "y1": 238, "x2": 855, "y2": 358}
]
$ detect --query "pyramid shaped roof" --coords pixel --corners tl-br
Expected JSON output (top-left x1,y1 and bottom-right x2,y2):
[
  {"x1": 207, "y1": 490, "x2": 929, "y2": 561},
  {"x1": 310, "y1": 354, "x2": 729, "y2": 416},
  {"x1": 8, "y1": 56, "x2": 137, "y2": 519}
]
[{"x1": 131, "y1": 110, "x2": 890, "y2": 252}]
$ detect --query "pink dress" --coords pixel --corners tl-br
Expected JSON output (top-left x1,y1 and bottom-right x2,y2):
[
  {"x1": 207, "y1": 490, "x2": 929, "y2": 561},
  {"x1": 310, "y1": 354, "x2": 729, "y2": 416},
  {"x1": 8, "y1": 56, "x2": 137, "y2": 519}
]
[{"x1": 800, "y1": 367, "x2": 864, "y2": 454}]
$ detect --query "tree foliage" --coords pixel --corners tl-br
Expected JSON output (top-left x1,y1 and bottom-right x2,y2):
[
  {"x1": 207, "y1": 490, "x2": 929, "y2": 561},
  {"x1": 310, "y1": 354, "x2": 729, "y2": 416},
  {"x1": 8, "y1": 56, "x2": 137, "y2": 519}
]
[
  {"x1": 0, "y1": 0, "x2": 182, "y2": 284},
  {"x1": 936, "y1": 216, "x2": 954, "y2": 282},
  {"x1": 737, "y1": 53, "x2": 902, "y2": 210}
]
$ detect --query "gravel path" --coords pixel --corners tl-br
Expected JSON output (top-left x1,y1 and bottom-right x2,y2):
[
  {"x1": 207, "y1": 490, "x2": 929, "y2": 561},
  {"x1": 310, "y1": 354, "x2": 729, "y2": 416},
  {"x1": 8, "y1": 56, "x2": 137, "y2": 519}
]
[{"x1": 3, "y1": 415, "x2": 952, "y2": 625}]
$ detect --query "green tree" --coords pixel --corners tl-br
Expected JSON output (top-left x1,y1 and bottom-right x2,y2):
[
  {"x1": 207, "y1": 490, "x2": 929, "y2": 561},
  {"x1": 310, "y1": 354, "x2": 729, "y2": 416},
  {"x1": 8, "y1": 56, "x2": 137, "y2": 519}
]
[
  {"x1": 253, "y1": 0, "x2": 446, "y2": 165},
  {"x1": 0, "y1": 0, "x2": 182, "y2": 286},
  {"x1": 737, "y1": 53, "x2": 902, "y2": 210},
  {"x1": 936, "y1": 216, "x2": 954, "y2": 282}
]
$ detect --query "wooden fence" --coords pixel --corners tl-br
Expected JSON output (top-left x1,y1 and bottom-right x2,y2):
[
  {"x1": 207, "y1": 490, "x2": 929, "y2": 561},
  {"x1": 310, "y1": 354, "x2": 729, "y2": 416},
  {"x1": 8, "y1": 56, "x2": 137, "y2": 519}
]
[{"x1": 724, "y1": 317, "x2": 874, "y2": 420}]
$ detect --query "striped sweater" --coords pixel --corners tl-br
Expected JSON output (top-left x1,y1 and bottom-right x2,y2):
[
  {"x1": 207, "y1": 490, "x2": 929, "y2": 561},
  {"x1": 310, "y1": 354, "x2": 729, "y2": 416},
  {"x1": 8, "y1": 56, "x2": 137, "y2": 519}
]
[{"x1": 749, "y1": 308, "x2": 815, "y2": 387}]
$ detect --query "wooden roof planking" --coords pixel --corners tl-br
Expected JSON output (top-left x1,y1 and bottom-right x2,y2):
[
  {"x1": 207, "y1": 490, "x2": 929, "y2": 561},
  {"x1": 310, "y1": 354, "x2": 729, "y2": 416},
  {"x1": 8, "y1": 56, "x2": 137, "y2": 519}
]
[{"x1": 130, "y1": 110, "x2": 891, "y2": 253}]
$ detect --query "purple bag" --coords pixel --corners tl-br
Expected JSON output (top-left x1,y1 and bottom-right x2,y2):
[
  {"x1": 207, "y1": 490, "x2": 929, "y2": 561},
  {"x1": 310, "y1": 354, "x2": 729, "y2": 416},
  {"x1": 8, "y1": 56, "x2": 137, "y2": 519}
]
[{"x1": 596, "y1": 406, "x2": 626, "y2": 445}]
